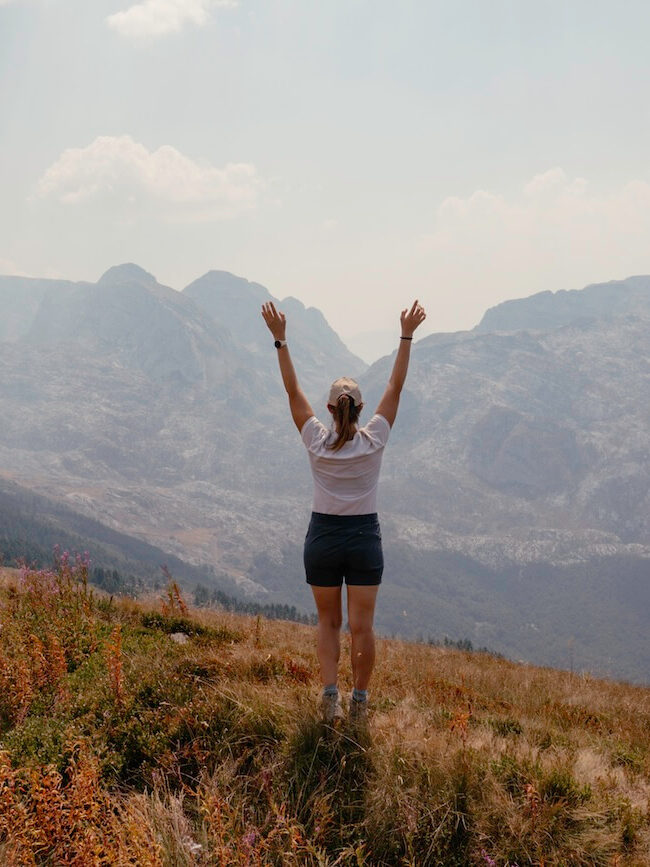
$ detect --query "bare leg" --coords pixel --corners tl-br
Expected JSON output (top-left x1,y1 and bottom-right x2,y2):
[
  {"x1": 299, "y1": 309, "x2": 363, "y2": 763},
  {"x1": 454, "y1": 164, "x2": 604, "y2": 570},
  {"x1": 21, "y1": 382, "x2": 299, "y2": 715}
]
[
  {"x1": 346, "y1": 584, "x2": 379, "y2": 690},
  {"x1": 310, "y1": 585, "x2": 343, "y2": 686}
]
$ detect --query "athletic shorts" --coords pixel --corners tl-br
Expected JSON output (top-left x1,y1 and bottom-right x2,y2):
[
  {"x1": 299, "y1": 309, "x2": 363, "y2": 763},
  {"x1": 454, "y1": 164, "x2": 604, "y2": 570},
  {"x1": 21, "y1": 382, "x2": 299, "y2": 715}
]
[{"x1": 304, "y1": 511, "x2": 383, "y2": 587}]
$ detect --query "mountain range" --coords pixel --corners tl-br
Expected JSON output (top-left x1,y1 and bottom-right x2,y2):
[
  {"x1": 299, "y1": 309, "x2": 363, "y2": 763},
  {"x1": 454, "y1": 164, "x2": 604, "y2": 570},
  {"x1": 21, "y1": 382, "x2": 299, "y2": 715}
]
[{"x1": 0, "y1": 266, "x2": 648, "y2": 681}]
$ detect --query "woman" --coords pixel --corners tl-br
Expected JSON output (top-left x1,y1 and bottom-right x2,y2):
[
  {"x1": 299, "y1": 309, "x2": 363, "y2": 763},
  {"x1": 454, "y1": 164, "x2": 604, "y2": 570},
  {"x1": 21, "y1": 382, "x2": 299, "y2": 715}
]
[{"x1": 261, "y1": 299, "x2": 426, "y2": 724}]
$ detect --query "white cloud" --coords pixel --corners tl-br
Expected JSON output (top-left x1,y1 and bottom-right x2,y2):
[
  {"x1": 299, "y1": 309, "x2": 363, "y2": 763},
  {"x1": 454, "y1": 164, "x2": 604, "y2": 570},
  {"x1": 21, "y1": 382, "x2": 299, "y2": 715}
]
[
  {"x1": 106, "y1": 0, "x2": 237, "y2": 40},
  {"x1": 522, "y1": 166, "x2": 567, "y2": 197},
  {"x1": 36, "y1": 135, "x2": 262, "y2": 221},
  {"x1": 424, "y1": 168, "x2": 650, "y2": 316},
  {"x1": 0, "y1": 257, "x2": 31, "y2": 277}
]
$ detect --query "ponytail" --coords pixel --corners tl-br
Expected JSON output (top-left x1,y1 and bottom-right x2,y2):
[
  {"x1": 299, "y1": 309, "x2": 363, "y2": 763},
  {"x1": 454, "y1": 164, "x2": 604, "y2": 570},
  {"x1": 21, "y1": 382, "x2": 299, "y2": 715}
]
[{"x1": 328, "y1": 394, "x2": 361, "y2": 452}]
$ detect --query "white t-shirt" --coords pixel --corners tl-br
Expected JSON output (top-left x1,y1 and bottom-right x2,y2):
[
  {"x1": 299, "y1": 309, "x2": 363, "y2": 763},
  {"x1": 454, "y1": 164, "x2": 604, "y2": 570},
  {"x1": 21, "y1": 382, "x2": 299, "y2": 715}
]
[{"x1": 300, "y1": 413, "x2": 391, "y2": 515}]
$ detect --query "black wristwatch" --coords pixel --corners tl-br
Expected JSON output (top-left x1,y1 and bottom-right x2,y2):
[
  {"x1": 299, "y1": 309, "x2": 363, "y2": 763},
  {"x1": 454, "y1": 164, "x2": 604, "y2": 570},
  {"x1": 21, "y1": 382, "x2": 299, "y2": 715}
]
[{"x1": 274, "y1": 339, "x2": 287, "y2": 349}]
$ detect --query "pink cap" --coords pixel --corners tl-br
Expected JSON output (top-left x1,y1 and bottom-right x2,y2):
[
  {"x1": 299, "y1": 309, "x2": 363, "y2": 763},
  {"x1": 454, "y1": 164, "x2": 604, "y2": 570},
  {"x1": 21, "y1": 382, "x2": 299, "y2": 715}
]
[{"x1": 328, "y1": 377, "x2": 362, "y2": 406}]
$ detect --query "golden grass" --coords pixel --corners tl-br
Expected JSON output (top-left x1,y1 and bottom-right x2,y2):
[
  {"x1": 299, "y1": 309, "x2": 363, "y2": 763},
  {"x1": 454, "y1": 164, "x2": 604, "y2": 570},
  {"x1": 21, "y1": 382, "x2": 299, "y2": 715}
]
[{"x1": 0, "y1": 560, "x2": 648, "y2": 864}]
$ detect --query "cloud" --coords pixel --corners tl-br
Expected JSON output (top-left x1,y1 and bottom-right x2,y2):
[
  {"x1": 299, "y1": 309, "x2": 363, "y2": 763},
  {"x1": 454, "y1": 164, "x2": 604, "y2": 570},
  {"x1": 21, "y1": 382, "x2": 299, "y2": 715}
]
[
  {"x1": 106, "y1": 0, "x2": 237, "y2": 39},
  {"x1": 523, "y1": 167, "x2": 568, "y2": 197},
  {"x1": 0, "y1": 257, "x2": 31, "y2": 277},
  {"x1": 35, "y1": 135, "x2": 262, "y2": 221},
  {"x1": 424, "y1": 168, "x2": 650, "y2": 314}
]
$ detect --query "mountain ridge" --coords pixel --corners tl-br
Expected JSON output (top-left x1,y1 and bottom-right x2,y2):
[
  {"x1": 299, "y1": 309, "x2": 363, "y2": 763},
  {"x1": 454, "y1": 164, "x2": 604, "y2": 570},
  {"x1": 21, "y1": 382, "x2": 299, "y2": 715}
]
[
  {"x1": 0, "y1": 266, "x2": 648, "y2": 680},
  {"x1": 475, "y1": 274, "x2": 650, "y2": 333}
]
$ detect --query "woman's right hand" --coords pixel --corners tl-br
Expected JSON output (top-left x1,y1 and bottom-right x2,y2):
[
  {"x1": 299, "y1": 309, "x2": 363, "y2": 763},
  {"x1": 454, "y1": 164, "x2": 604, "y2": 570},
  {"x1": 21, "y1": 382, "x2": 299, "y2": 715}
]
[
  {"x1": 261, "y1": 301, "x2": 287, "y2": 341},
  {"x1": 400, "y1": 300, "x2": 426, "y2": 337}
]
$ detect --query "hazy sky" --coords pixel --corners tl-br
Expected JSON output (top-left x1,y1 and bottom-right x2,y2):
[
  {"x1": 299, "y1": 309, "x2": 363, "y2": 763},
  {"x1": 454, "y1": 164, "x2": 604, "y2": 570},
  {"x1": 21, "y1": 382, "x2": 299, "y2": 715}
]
[{"x1": 2, "y1": 0, "x2": 650, "y2": 355}]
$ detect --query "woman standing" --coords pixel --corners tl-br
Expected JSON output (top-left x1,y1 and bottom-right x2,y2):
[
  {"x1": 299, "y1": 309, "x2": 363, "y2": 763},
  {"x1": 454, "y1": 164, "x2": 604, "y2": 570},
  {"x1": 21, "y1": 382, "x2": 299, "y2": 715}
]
[{"x1": 261, "y1": 299, "x2": 426, "y2": 724}]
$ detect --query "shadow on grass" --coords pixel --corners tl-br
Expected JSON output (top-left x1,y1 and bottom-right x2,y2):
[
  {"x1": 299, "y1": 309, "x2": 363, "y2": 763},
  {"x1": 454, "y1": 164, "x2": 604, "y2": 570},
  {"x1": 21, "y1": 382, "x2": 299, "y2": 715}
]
[{"x1": 281, "y1": 710, "x2": 374, "y2": 853}]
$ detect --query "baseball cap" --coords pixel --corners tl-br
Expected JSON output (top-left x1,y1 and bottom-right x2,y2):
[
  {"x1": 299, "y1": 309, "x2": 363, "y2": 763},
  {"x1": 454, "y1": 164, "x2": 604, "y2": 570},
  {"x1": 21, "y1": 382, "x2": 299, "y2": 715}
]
[{"x1": 328, "y1": 377, "x2": 362, "y2": 407}]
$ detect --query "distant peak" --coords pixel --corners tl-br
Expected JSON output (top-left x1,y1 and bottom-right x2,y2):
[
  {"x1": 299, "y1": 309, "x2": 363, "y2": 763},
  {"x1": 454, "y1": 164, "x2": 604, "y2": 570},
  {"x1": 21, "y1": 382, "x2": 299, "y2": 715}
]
[
  {"x1": 280, "y1": 295, "x2": 306, "y2": 312},
  {"x1": 189, "y1": 270, "x2": 254, "y2": 290},
  {"x1": 184, "y1": 270, "x2": 270, "y2": 302},
  {"x1": 205, "y1": 269, "x2": 240, "y2": 280},
  {"x1": 98, "y1": 264, "x2": 157, "y2": 287},
  {"x1": 474, "y1": 275, "x2": 650, "y2": 334}
]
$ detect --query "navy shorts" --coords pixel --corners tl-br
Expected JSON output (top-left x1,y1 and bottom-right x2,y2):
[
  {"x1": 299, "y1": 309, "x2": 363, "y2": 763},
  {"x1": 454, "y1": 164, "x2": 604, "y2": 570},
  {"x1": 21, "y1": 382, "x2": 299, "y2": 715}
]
[{"x1": 304, "y1": 512, "x2": 383, "y2": 587}]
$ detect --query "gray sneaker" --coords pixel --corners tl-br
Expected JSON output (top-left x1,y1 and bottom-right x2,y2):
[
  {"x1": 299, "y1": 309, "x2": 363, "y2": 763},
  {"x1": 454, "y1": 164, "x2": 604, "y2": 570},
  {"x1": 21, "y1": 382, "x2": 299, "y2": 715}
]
[
  {"x1": 320, "y1": 693, "x2": 345, "y2": 725},
  {"x1": 348, "y1": 696, "x2": 368, "y2": 725}
]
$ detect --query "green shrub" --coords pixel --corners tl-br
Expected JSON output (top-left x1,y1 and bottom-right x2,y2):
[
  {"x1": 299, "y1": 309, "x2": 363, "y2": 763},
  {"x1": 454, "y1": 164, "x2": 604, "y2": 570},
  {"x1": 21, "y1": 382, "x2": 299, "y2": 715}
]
[
  {"x1": 611, "y1": 742, "x2": 645, "y2": 774},
  {"x1": 139, "y1": 610, "x2": 241, "y2": 643},
  {"x1": 541, "y1": 767, "x2": 591, "y2": 806},
  {"x1": 488, "y1": 717, "x2": 523, "y2": 737},
  {"x1": 490, "y1": 753, "x2": 538, "y2": 797}
]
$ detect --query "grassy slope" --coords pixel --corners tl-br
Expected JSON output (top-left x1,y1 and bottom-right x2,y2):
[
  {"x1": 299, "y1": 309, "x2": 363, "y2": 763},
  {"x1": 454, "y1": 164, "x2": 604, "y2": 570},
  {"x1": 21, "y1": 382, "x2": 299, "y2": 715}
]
[
  {"x1": 0, "y1": 563, "x2": 649, "y2": 866},
  {"x1": 0, "y1": 476, "x2": 228, "y2": 589}
]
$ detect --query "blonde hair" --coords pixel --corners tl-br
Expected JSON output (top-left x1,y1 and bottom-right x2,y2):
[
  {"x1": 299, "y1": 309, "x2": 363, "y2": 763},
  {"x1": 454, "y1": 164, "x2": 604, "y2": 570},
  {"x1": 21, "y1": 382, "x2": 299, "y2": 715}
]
[{"x1": 327, "y1": 394, "x2": 361, "y2": 452}]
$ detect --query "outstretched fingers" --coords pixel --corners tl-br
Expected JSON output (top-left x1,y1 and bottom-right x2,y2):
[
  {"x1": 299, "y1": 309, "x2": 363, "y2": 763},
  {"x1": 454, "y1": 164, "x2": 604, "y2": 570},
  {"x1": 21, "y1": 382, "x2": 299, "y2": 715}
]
[
  {"x1": 400, "y1": 299, "x2": 426, "y2": 335},
  {"x1": 261, "y1": 300, "x2": 286, "y2": 338}
]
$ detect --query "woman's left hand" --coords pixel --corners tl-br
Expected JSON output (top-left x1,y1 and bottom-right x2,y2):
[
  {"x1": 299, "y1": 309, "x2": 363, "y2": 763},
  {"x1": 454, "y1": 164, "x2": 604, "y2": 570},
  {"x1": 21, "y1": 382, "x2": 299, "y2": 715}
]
[
  {"x1": 261, "y1": 301, "x2": 286, "y2": 341},
  {"x1": 400, "y1": 300, "x2": 426, "y2": 338}
]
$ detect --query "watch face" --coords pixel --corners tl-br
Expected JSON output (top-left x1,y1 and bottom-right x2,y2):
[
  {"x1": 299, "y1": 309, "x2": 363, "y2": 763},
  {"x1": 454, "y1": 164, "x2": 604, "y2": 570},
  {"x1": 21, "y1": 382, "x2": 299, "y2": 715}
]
[{"x1": 274, "y1": 339, "x2": 282, "y2": 348}]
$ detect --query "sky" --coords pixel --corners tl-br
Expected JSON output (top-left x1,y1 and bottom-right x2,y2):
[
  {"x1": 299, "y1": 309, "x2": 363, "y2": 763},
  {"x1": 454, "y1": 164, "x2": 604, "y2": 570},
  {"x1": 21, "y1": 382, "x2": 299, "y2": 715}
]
[{"x1": 2, "y1": 0, "x2": 650, "y2": 360}]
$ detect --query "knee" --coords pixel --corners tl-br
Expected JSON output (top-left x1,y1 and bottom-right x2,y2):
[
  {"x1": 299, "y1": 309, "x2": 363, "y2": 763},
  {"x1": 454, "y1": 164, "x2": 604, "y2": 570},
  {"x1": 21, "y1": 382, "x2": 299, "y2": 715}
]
[
  {"x1": 349, "y1": 619, "x2": 373, "y2": 639},
  {"x1": 320, "y1": 614, "x2": 343, "y2": 631}
]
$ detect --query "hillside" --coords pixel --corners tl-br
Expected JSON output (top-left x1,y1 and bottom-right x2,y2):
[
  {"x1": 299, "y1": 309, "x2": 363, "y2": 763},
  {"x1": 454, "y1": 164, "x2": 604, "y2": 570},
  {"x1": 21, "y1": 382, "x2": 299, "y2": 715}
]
[
  {"x1": 0, "y1": 266, "x2": 648, "y2": 681},
  {"x1": 0, "y1": 478, "x2": 316, "y2": 625},
  {"x1": 0, "y1": 475, "x2": 215, "y2": 588},
  {"x1": 475, "y1": 276, "x2": 650, "y2": 333},
  {"x1": 0, "y1": 561, "x2": 648, "y2": 865}
]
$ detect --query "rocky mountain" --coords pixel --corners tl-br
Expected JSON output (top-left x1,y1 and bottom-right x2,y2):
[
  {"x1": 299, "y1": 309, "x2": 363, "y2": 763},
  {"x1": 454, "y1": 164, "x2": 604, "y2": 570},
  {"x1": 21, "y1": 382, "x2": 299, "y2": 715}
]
[
  {"x1": 0, "y1": 265, "x2": 648, "y2": 681},
  {"x1": 0, "y1": 264, "x2": 350, "y2": 591},
  {"x1": 27, "y1": 265, "x2": 241, "y2": 387},
  {"x1": 352, "y1": 311, "x2": 650, "y2": 680},
  {"x1": 475, "y1": 275, "x2": 650, "y2": 333},
  {"x1": 361, "y1": 316, "x2": 649, "y2": 542},
  {"x1": 183, "y1": 270, "x2": 365, "y2": 393}
]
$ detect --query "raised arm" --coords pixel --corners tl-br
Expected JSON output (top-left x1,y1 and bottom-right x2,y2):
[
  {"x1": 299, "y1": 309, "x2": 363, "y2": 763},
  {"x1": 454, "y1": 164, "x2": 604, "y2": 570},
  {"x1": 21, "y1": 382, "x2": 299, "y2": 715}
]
[
  {"x1": 375, "y1": 300, "x2": 426, "y2": 427},
  {"x1": 261, "y1": 301, "x2": 314, "y2": 432}
]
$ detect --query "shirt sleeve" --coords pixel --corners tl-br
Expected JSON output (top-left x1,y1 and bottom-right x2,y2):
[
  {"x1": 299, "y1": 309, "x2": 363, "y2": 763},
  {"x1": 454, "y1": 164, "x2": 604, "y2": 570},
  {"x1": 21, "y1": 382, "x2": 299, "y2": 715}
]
[
  {"x1": 300, "y1": 416, "x2": 329, "y2": 450},
  {"x1": 362, "y1": 413, "x2": 391, "y2": 448}
]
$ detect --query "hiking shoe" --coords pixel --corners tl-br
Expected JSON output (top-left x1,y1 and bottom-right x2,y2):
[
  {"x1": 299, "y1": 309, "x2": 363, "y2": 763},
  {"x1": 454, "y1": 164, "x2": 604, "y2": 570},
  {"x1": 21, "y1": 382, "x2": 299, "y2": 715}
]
[
  {"x1": 320, "y1": 693, "x2": 345, "y2": 725},
  {"x1": 348, "y1": 696, "x2": 368, "y2": 725}
]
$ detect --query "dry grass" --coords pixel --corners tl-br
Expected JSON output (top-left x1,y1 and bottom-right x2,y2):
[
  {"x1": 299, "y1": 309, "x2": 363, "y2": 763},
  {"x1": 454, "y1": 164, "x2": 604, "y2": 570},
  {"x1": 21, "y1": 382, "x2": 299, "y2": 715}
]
[{"x1": 0, "y1": 559, "x2": 648, "y2": 865}]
